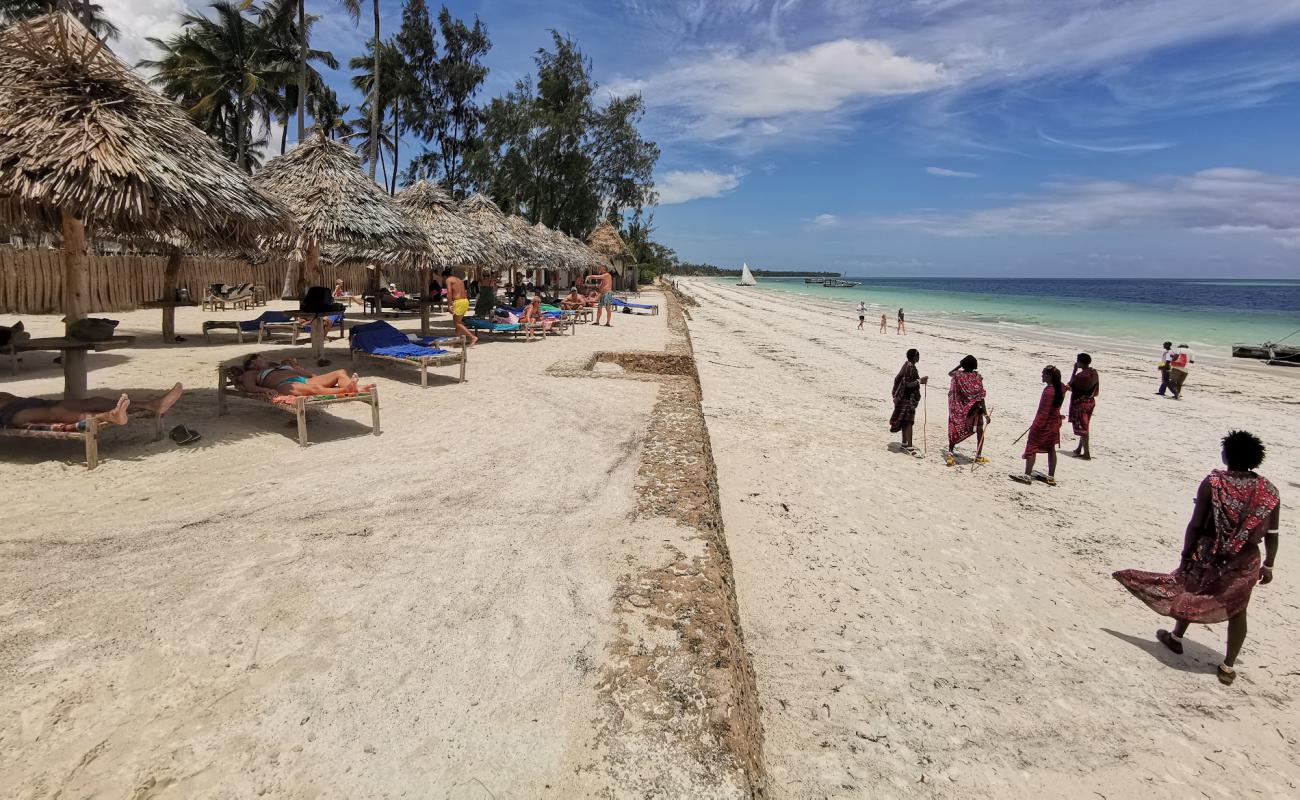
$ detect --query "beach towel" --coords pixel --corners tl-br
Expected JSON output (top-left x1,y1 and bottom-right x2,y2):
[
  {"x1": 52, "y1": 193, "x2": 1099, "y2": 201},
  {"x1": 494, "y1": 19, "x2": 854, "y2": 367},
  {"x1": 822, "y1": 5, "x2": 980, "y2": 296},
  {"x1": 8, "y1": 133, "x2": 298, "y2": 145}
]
[
  {"x1": 468, "y1": 317, "x2": 520, "y2": 331},
  {"x1": 610, "y1": 297, "x2": 655, "y2": 311}
]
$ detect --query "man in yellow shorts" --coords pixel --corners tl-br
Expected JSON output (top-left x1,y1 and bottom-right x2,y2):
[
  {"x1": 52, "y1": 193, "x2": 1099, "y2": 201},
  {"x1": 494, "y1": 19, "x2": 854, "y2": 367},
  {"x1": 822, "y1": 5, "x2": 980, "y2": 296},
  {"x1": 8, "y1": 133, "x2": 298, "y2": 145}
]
[{"x1": 442, "y1": 269, "x2": 477, "y2": 345}]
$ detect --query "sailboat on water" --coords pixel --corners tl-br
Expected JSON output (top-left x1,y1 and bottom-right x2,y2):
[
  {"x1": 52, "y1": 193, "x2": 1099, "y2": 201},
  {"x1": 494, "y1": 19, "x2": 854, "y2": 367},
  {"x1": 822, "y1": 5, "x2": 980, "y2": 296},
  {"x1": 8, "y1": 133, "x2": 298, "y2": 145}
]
[{"x1": 737, "y1": 262, "x2": 758, "y2": 286}]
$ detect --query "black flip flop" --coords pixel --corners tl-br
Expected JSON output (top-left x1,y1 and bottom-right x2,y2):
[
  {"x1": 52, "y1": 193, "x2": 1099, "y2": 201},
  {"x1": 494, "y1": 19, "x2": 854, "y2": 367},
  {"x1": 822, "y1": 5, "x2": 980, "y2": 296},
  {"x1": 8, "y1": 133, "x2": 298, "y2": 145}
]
[
  {"x1": 1217, "y1": 663, "x2": 1236, "y2": 685},
  {"x1": 1156, "y1": 629, "x2": 1183, "y2": 655},
  {"x1": 169, "y1": 424, "x2": 201, "y2": 445}
]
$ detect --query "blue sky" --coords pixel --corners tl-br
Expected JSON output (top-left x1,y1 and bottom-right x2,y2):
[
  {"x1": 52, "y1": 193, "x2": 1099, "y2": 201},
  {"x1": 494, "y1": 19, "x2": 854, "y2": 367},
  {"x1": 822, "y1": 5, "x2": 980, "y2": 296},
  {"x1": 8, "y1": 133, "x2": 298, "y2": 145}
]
[{"x1": 109, "y1": 0, "x2": 1300, "y2": 277}]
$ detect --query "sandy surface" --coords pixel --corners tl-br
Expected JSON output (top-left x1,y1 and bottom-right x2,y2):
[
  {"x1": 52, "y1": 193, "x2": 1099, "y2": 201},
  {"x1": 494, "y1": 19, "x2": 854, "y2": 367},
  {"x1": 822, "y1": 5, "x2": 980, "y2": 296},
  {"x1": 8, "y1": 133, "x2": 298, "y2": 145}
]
[
  {"x1": 0, "y1": 297, "x2": 752, "y2": 797},
  {"x1": 682, "y1": 279, "x2": 1299, "y2": 799}
]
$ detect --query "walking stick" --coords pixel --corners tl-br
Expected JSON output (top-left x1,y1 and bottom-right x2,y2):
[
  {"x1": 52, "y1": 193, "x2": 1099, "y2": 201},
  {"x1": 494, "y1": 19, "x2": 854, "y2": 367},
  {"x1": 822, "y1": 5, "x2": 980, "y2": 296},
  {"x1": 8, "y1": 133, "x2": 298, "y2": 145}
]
[{"x1": 1011, "y1": 425, "x2": 1032, "y2": 446}]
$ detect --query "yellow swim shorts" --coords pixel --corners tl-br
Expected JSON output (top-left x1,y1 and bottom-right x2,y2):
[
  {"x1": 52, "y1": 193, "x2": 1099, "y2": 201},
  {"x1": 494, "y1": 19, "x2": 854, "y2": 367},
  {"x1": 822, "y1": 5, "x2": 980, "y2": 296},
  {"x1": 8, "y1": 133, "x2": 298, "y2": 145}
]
[{"x1": 452, "y1": 298, "x2": 470, "y2": 317}]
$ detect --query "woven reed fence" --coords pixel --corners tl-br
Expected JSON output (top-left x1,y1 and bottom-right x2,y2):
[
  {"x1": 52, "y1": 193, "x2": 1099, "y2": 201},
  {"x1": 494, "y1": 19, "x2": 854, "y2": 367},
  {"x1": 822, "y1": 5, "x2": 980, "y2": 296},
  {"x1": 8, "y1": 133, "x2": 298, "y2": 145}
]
[{"x1": 0, "y1": 247, "x2": 421, "y2": 315}]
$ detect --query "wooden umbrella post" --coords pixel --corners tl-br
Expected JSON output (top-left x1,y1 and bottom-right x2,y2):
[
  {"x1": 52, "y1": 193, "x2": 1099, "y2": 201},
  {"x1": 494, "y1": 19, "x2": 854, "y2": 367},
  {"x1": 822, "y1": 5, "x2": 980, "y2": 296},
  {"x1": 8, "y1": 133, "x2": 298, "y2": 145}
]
[
  {"x1": 161, "y1": 245, "x2": 182, "y2": 342},
  {"x1": 303, "y1": 238, "x2": 326, "y2": 361},
  {"x1": 420, "y1": 265, "x2": 432, "y2": 338},
  {"x1": 61, "y1": 210, "x2": 91, "y2": 399}
]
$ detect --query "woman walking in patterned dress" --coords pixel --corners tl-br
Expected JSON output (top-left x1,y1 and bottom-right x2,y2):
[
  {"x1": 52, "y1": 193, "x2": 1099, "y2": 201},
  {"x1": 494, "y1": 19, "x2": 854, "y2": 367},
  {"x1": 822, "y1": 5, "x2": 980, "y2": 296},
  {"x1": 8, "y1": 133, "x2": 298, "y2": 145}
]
[{"x1": 1113, "y1": 431, "x2": 1281, "y2": 685}]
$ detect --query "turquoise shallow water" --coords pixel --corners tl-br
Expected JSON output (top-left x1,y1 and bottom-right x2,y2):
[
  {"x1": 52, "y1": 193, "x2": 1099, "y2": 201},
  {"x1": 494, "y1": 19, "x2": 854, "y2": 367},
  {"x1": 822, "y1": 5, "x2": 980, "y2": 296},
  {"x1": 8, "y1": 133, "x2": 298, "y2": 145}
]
[{"x1": 703, "y1": 277, "x2": 1300, "y2": 354}]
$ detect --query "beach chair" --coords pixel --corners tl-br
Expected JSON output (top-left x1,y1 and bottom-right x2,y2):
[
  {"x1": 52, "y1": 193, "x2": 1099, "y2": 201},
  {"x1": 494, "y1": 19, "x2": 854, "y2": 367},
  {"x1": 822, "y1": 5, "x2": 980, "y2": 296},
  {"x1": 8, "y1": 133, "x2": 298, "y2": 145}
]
[
  {"x1": 349, "y1": 320, "x2": 468, "y2": 387},
  {"x1": 201, "y1": 283, "x2": 254, "y2": 312},
  {"x1": 217, "y1": 365, "x2": 380, "y2": 447},
  {"x1": 0, "y1": 408, "x2": 167, "y2": 470},
  {"x1": 610, "y1": 297, "x2": 659, "y2": 316},
  {"x1": 259, "y1": 313, "x2": 347, "y2": 346},
  {"x1": 465, "y1": 317, "x2": 533, "y2": 339},
  {"x1": 202, "y1": 310, "x2": 293, "y2": 344}
]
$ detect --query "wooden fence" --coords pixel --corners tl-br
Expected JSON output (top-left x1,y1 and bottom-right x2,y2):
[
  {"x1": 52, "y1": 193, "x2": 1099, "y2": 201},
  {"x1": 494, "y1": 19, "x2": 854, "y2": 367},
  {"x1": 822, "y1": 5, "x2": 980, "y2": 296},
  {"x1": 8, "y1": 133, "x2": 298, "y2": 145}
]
[{"x1": 0, "y1": 247, "x2": 422, "y2": 315}]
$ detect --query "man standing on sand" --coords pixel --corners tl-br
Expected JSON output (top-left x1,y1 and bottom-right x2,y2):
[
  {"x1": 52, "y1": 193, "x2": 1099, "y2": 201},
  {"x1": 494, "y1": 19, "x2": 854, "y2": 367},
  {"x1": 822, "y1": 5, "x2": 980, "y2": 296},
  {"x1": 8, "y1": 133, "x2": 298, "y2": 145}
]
[
  {"x1": 587, "y1": 265, "x2": 614, "y2": 327},
  {"x1": 1157, "y1": 340, "x2": 1174, "y2": 395},
  {"x1": 1067, "y1": 352, "x2": 1100, "y2": 459},
  {"x1": 1169, "y1": 343, "x2": 1194, "y2": 400},
  {"x1": 442, "y1": 269, "x2": 477, "y2": 346},
  {"x1": 890, "y1": 348, "x2": 928, "y2": 456},
  {"x1": 856, "y1": 301, "x2": 867, "y2": 330}
]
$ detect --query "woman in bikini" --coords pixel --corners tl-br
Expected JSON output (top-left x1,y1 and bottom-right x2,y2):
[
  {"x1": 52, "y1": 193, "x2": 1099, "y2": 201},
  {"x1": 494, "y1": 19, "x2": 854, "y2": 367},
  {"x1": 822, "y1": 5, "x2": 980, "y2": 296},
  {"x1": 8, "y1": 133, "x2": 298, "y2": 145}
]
[{"x1": 237, "y1": 355, "x2": 359, "y2": 397}]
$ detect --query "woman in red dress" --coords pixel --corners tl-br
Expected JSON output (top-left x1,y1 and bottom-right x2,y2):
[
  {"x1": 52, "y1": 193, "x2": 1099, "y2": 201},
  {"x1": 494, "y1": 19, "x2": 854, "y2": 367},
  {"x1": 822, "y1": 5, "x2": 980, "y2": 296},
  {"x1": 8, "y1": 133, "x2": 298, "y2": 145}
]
[
  {"x1": 1011, "y1": 365, "x2": 1065, "y2": 486},
  {"x1": 945, "y1": 355, "x2": 991, "y2": 467},
  {"x1": 1113, "y1": 431, "x2": 1281, "y2": 685}
]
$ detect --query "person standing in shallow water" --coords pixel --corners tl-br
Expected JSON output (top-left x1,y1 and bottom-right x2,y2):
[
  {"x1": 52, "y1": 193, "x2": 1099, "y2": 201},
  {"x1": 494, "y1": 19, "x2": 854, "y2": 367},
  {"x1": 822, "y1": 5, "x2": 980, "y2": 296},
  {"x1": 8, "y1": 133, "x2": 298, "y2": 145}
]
[
  {"x1": 1113, "y1": 431, "x2": 1281, "y2": 686},
  {"x1": 1067, "y1": 353, "x2": 1100, "y2": 459},
  {"x1": 889, "y1": 348, "x2": 928, "y2": 455},
  {"x1": 1011, "y1": 365, "x2": 1065, "y2": 486},
  {"x1": 946, "y1": 355, "x2": 991, "y2": 467}
]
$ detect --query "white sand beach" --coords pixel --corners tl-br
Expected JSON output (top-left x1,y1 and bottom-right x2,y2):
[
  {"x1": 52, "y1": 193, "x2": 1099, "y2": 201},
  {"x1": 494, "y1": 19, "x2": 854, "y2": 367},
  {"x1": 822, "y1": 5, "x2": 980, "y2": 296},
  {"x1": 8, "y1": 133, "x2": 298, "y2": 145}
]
[
  {"x1": 0, "y1": 295, "x2": 763, "y2": 798},
  {"x1": 682, "y1": 278, "x2": 1299, "y2": 798}
]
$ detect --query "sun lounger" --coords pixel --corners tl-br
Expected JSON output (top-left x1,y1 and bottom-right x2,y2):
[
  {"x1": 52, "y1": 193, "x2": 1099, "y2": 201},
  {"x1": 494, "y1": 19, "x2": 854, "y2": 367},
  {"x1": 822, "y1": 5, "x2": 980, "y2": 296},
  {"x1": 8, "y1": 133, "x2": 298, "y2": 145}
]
[
  {"x1": 465, "y1": 317, "x2": 532, "y2": 339},
  {"x1": 202, "y1": 283, "x2": 255, "y2": 312},
  {"x1": 217, "y1": 365, "x2": 380, "y2": 447},
  {"x1": 349, "y1": 320, "x2": 467, "y2": 387},
  {"x1": 259, "y1": 313, "x2": 347, "y2": 346},
  {"x1": 202, "y1": 310, "x2": 293, "y2": 344},
  {"x1": 0, "y1": 409, "x2": 167, "y2": 469},
  {"x1": 610, "y1": 297, "x2": 659, "y2": 315}
]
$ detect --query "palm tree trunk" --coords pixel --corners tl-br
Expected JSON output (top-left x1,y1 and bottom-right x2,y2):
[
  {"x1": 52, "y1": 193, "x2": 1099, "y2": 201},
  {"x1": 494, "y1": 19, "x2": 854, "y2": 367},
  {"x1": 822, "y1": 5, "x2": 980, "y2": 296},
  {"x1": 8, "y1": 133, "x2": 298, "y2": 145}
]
[
  {"x1": 297, "y1": 0, "x2": 307, "y2": 141},
  {"x1": 368, "y1": 0, "x2": 380, "y2": 180},
  {"x1": 389, "y1": 98, "x2": 400, "y2": 195},
  {"x1": 235, "y1": 102, "x2": 249, "y2": 172},
  {"x1": 280, "y1": 109, "x2": 289, "y2": 154}
]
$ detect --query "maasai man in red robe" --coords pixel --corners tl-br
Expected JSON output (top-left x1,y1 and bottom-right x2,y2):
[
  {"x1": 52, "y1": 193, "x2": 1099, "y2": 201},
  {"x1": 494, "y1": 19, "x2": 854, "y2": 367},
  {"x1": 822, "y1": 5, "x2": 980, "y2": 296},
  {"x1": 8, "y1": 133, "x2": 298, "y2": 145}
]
[
  {"x1": 945, "y1": 355, "x2": 990, "y2": 467},
  {"x1": 1114, "y1": 431, "x2": 1281, "y2": 685},
  {"x1": 1067, "y1": 352, "x2": 1100, "y2": 459},
  {"x1": 1011, "y1": 365, "x2": 1065, "y2": 486},
  {"x1": 890, "y1": 348, "x2": 928, "y2": 456}
]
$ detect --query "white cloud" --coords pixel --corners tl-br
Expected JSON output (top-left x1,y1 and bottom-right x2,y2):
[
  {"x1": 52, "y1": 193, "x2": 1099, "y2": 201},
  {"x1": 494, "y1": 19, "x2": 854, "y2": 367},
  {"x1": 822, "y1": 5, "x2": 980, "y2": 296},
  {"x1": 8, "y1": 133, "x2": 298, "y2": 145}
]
[
  {"x1": 810, "y1": 213, "x2": 840, "y2": 227},
  {"x1": 655, "y1": 168, "x2": 745, "y2": 204},
  {"x1": 612, "y1": 38, "x2": 949, "y2": 143},
  {"x1": 926, "y1": 166, "x2": 979, "y2": 178},
  {"x1": 1038, "y1": 132, "x2": 1174, "y2": 154},
  {"x1": 101, "y1": 0, "x2": 193, "y2": 67},
  {"x1": 870, "y1": 167, "x2": 1300, "y2": 241}
]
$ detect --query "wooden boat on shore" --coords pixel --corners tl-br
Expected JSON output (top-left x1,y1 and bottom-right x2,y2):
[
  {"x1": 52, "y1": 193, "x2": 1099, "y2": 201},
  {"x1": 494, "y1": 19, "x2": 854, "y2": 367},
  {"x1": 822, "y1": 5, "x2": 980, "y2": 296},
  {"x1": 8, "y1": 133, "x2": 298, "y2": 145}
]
[{"x1": 1232, "y1": 339, "x2": 1300, "y2": 367}]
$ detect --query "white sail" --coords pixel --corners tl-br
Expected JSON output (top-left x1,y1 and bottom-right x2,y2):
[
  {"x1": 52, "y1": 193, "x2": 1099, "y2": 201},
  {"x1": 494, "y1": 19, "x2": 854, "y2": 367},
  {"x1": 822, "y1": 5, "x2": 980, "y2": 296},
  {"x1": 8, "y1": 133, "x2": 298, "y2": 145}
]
[{"x1": 738, "y1": 262, "x2": 758, "y2": 286}]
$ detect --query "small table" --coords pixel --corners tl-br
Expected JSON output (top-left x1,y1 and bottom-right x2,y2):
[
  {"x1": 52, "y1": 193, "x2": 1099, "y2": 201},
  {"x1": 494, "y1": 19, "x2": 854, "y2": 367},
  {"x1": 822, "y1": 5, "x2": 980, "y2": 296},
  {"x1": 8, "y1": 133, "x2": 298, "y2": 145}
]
[
  {"x1": 15, "y1": 336, "x2": 135, "y2": 399},
  {"x1": 141, "y1": 299, "x2": 200, "y2": 342}
]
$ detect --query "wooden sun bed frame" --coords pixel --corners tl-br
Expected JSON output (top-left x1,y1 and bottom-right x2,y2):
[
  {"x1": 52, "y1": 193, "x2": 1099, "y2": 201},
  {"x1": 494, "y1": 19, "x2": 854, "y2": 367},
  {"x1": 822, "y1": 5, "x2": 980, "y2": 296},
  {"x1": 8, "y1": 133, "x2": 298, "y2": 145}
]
[
  {"x1": 350, "y1": 336, "x2": 468, "y2": 388},
  {"x1": 217, "y1": 367, "x2": 380, "y2": 447},
  {"x1": 258, "y1": 318, "x2": 348, "y2": 346},
  {"x1": 0, "y1": 411, "x2": 166, "y2": 470},
  {"x1": 202, "y1": 291, "x2": 253, "y2": 312}
]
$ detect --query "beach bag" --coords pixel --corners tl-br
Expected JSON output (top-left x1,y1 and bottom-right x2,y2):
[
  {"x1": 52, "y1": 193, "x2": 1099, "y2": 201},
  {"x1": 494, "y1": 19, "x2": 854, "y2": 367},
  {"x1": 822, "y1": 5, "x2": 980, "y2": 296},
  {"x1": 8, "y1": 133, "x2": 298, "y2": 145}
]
[
  {"x1": 1171, "y1": 353, "x2": 1188, "y2": 369},
  {"x1": 68, "y1": 317, "x2": 119, "y2": 341}
]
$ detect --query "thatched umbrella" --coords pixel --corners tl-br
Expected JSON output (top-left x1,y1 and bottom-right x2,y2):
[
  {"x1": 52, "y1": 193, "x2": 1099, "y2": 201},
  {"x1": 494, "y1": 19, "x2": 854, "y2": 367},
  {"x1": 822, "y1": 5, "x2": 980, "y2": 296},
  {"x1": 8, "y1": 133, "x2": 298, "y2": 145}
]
[
  {"x1": 393, "y1": 180, "x2": 486, "y2": 333},
  {"x1": 0, "y1": 12, "x2": 292, "y2": 396},
  {"x1": 458, "y1": 193, "x2": 527, "y2": 275},
  {"x1": 252, "y1": 132, "x2": 424, "y2": 288}
]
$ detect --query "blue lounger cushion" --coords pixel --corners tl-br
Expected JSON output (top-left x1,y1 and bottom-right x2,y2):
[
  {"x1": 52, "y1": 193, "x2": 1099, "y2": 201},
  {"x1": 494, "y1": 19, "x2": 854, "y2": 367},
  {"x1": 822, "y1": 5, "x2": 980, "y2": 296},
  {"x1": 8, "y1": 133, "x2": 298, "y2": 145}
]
[
  {"x1": 350, "y1": 320, "x2": 450, "y2": 358},
  {"x1": 238, "y1": 310, "x2": 292, "y2": 332},
  {"x1": 610, "y1": 298, "x2": 654, "y2": 310},
  {"x1": 466, "y1": 317, "x2": 521, "y2": 331}
]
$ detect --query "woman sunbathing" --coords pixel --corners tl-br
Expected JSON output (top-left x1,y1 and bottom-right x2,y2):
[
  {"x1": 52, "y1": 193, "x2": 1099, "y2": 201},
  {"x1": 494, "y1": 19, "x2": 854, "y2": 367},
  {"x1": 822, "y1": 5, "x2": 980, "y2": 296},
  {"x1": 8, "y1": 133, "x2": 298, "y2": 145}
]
[
  {"x1": 519, "y1": 297, "x2": 554, "y2": 340},
  {"x1": 0, "y1": 383, "x2": 183, "y2": 428},
  {"x1": 237, "y1": 355, "x2": 359, "y2": 397}
]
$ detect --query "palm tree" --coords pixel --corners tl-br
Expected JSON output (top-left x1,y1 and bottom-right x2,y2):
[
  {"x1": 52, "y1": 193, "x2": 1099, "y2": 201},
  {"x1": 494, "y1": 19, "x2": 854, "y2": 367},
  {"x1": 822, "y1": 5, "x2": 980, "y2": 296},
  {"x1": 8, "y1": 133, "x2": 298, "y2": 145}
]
[
  {"x1": 256, "y1": 0, "x2": 336, "y2": 154},
  {"x1": 0, "y1": 0, "x2": 120, "y2": 40},
  {"x1": 350, "y1": 38, "x2": 406, "y2": 191},
  {"x1": 290, "y1": 0, "x2": 360, "y2": 144},
  {"x1": 141, "y1": 2, "x2": 289, "y2": 172},
  {"x1": 308, "y1": 84, "x2": 350, "y2": 139}
]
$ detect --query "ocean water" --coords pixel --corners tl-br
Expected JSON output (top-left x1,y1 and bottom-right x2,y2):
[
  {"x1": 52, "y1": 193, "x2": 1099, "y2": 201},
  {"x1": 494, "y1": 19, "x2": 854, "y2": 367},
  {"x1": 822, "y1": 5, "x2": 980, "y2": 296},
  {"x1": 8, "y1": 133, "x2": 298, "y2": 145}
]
[{"x1": 708, "y1": 277, "x2": 1300, "y2": 355}]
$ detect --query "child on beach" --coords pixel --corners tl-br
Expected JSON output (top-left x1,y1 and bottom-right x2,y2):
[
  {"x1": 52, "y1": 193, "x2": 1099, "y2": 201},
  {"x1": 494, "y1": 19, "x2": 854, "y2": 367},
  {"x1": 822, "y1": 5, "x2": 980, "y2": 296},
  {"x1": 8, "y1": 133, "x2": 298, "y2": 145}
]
[{"x1": 879, "y1": 314, "x2": 888, "y2": 333}]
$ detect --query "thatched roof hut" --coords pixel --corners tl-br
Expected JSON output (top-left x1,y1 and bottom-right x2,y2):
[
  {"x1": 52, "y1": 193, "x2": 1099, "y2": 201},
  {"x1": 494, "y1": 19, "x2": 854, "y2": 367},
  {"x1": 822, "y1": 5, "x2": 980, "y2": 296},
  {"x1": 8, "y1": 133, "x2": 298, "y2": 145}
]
[
  {"x1": 458, "y1": 193, "x2": 526, "y2": 265},
  {"x1": 506, "y1": 214, "x2": 556, "y2": 268},
  {"x1": 0, "y1": 12, "x2": 294, "y2": 395},
  {"x1": 394, "y1": 180, "x2": 490, "y2": 269},
  {"x1": 0, "y1": 13, "x2": 290, "y2": 245},
  {"x1": 586, "y1": 221, "x2": 629, "y2": 262},
  {"x1": 252, "y1": 134, "x2": 424, "y2": 267}
]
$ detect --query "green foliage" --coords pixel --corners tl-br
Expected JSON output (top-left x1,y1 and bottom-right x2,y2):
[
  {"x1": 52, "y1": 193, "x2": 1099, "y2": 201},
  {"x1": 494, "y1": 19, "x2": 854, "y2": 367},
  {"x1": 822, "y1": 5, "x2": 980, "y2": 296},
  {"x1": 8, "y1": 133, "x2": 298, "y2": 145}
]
[
  {"x1": 471, "y1": 31, "x2": 657, "y2": 238},
  {"x1": 0, "y1": 0, "x2": 119, "y2": 40}
]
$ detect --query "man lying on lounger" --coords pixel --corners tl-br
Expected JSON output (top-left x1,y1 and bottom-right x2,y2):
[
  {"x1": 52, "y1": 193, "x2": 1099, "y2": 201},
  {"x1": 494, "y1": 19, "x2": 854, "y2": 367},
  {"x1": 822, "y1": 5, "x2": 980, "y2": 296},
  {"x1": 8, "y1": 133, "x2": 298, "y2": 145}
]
[
  {"x1": 0, "y1": 384, "x2": 183, "y2": 428},
  {"x1": 236, "y1": 355, "x2": 360, "y2": 398}
]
